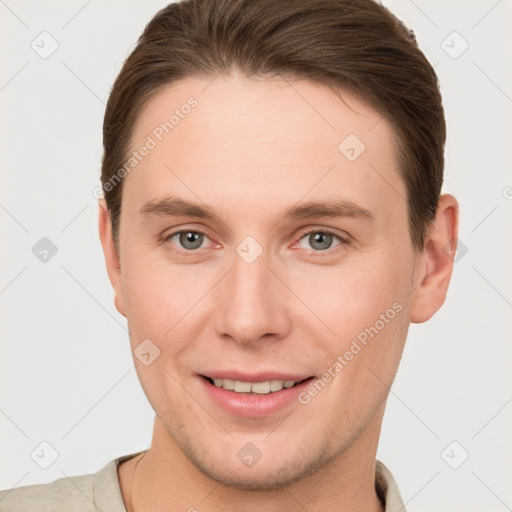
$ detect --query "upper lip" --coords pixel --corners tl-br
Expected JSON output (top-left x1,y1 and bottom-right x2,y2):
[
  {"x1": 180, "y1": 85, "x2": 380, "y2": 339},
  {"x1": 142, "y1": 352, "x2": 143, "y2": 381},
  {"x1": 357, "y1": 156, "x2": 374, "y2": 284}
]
[{"x1": 200, "y1": 371, "x2": 313, "y2": 383}]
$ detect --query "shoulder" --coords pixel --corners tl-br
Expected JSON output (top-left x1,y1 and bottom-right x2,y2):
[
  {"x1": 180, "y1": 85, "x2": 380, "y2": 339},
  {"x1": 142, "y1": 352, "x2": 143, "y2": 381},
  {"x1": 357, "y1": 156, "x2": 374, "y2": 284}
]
[
  {"x1": 0, "y1": 472, "x2": 95, "y2": 512},
  {"x1": 0, "y1": 452, "x2": 143, "y2": 512}
]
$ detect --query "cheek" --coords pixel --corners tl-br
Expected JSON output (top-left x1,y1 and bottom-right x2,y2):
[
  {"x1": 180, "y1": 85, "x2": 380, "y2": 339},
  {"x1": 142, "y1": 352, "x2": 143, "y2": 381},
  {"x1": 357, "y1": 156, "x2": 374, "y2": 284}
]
[
  {"x1": 291, "y1": 252, "x2": 411, "y2": 405},
  {"x1": 298, "y1": 281, "x2": 409, "y2": 424},
  {"x1": 120, "y1": 248, "x2": 216, "y2": 356},
  {"x1": 291, "y1": 254, "x2": 409, "y2": 338},
  {"x1": 120, "y1": 256, "x2": 207, "y2": 408}
]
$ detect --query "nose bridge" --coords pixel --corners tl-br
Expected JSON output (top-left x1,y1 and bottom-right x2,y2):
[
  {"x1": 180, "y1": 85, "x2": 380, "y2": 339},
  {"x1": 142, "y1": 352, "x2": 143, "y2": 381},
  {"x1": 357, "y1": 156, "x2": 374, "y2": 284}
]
[{"x1": 214, "y1": 241, "x2": 290, "y2": 344}]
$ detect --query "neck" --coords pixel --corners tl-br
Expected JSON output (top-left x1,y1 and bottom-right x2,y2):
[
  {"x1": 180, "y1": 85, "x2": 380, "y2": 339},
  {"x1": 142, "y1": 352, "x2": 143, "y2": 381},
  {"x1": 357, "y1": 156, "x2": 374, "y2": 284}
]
[{"x1": 126, "y1": 411, "x2": 385, "y2": 512}]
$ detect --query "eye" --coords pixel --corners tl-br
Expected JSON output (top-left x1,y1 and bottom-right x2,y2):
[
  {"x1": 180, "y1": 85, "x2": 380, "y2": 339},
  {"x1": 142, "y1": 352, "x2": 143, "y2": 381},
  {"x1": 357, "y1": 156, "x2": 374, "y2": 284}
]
[
  {"x1": 166, "y1": 230, "x2": 210, "y2": 251},
  {"x1": 162, "y1": 227, "x2": 349, "y2": 255},
  {"x1": 297, "y1": 229, "x2": 346, "y2": 251}
]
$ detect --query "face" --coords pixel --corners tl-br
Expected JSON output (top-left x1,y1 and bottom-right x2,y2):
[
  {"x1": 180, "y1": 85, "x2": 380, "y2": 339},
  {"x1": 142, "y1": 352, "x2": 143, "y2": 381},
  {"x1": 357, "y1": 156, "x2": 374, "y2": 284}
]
[{"x1": 101, "y1": 73, "x2": 436, "y2": 490}]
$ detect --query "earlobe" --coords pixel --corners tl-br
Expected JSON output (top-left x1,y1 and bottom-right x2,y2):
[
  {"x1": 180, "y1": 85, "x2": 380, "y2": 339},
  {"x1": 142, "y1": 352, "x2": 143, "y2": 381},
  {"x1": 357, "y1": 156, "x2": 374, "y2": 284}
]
[
  {"x1": 98, "y1": 199, "x2": 126, "y2": 318},
  {"x1": 409, "y1": 194, "x2": 459, "y2": 324}
]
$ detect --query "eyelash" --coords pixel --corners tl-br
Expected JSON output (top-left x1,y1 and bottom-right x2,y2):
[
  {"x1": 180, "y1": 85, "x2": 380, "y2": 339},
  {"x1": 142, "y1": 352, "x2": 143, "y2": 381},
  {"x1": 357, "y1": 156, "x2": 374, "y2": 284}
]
[{"x1": 161, "y1": 227, "x2": 350, "y2": 256}]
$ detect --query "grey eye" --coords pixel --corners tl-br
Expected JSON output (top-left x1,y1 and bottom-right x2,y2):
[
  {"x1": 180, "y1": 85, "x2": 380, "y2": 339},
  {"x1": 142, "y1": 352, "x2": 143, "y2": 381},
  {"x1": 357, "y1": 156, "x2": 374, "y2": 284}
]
[
  {"x1": 298, "y1": 232, "x2": 341, "y2": 251},
  {"x1": 171, "y1": 231, "x2": 206, "y2": 250}
]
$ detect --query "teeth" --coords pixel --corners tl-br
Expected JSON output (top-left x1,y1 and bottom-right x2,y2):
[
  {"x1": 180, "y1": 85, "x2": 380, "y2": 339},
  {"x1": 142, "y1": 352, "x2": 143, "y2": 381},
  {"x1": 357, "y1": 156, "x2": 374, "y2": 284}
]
[
  {"x1": 251, "y1": 381, "x2": 271, "y2": 394},
  {"x1": 211, "y1": 378, "x2": 298, "y2": 394},
  {"x1": 222, "y1": 378, "x2": 235, "y2": 390},
  {"x1": 234, "y1": 380, "x2": 252, "y2": 393},
  {"x1": 270, "y1": 379, "x2": 284, "y2": 391}
]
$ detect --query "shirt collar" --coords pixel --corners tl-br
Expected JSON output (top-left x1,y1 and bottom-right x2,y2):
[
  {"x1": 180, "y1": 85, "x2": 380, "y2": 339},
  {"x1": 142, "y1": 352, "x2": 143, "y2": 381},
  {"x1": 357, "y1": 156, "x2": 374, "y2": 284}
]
[{"x1": 376, "y1": 460, "x2": 407, "y2": 511}]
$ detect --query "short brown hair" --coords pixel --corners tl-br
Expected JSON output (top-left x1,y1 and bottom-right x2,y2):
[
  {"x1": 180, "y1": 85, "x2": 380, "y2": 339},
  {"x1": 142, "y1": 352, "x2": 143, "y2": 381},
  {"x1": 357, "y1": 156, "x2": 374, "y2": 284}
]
[{"x1": 101, "y1": 0, "x2": 445, "y2": 252}]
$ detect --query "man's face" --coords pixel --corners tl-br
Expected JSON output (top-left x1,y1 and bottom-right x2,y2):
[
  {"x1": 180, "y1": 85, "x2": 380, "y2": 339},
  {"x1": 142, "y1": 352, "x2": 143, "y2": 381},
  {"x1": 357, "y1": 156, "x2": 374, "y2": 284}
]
[{"x1": 111, "y1": 73, "x2": 421, "y2": 488}]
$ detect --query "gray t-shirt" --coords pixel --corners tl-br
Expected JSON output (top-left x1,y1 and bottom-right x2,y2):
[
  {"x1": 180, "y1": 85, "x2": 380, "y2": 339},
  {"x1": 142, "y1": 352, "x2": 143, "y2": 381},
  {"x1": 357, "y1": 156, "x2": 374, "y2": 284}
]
[{"x1": 0, "y1": 453, "x2": 406, "y2": 511}]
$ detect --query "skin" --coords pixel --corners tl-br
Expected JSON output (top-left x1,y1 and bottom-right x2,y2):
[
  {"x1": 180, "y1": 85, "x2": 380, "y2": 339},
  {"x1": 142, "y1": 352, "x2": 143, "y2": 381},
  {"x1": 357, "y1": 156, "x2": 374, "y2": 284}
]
[{"x1": 99, "y1": 72, "x2": 458, "y2": 511}]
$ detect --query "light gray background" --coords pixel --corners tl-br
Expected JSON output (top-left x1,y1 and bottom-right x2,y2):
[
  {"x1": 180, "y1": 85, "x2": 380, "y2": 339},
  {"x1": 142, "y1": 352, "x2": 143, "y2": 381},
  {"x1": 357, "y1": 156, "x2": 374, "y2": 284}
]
[{"x1": 1, "y1": 1, "x2": 511, "y2": 510}]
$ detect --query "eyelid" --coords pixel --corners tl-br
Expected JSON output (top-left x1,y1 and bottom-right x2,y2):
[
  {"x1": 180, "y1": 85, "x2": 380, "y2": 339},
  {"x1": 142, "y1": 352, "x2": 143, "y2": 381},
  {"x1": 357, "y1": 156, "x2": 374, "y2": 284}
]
[{"x1": 296, "y1": 226, "x2": 350, "y2": 241}]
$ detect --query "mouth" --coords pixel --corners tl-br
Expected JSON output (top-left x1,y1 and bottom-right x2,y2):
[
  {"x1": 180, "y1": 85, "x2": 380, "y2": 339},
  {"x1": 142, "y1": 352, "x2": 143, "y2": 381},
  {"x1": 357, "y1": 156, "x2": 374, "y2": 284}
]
[
  {"x1": 200, "y1": 375, "x2": 313, "y2": 394},
  {"x1": 198, "y1": 374, "x2": 316, "y2": 418}
]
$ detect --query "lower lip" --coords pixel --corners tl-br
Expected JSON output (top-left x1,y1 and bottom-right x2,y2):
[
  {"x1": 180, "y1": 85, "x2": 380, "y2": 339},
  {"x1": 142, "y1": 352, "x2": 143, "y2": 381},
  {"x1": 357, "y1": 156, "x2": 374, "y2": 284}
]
[{"x1": 199, "y1": 376, "x2": 315, "y2": 418}]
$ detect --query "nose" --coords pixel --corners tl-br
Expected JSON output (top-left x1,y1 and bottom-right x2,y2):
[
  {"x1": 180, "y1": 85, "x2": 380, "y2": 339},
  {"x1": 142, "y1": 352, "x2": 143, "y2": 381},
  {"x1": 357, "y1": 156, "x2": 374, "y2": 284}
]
[{"x1": 213, "y1": 245, "x2": 292, "y2": 346}]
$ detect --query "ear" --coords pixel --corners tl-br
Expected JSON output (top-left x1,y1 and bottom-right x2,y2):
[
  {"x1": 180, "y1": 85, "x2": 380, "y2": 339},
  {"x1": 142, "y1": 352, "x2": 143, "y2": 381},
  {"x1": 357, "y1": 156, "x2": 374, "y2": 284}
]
[
  {"x1": 409, "y1": 193, "x2": 459, "y2": 323},
  {"x1": 98, "y1": 199, "x2": 126, "y2": 317}
]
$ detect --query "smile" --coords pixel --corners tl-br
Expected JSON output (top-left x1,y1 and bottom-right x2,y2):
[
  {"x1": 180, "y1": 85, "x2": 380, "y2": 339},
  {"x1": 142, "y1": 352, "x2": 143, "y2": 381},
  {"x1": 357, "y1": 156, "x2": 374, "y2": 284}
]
[
  {"x1": 203, "y1": 376, "x2": 309, "y2": 394},
  {"x1": 199, "y1": 374, "x2": 316, "y2": 418}
]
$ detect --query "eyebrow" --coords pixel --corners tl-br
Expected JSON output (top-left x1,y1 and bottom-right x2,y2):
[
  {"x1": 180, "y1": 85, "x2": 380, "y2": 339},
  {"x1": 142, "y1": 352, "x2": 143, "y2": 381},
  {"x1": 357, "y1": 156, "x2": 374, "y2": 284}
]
[{"x1": 139, "y1": 195, "x2": 375, "y2": 223}]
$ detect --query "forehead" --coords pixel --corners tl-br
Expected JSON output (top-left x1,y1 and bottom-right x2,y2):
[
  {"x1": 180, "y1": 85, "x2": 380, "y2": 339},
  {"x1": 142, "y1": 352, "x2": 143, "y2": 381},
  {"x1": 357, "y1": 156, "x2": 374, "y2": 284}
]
[{"x1": 122, "y1": 73, "x2": 405, "y2": 222}]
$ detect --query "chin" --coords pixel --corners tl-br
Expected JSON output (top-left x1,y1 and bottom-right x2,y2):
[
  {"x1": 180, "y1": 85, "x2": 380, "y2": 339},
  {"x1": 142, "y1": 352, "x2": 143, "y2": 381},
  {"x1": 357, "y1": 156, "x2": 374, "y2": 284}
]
[
  {"x1": 190, "y1": 458, "x2": 309, "y2": 491},
  {"x1": 180, "y1": 433, "x2": 337, "y2": 491}
]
